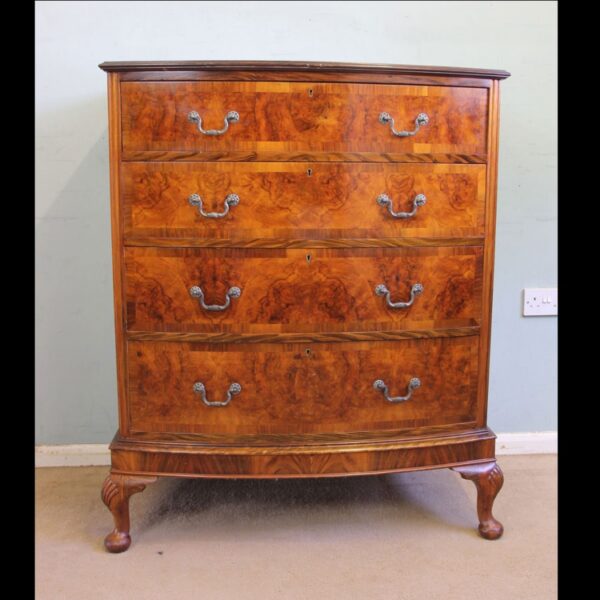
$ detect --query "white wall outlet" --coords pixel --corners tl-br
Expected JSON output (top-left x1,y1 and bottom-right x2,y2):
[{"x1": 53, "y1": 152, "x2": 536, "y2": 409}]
[{"x1": 523, "y1": 288, "x2": 558, "y2": 316}]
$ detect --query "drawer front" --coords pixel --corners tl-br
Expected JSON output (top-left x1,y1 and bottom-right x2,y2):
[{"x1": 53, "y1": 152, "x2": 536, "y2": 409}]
[
  {"x1": 121, "y1": 82, "x2": 488, "y2": 156},
  {"x1": 127, "y1": 337, "x2": 479, "y2": 435},
  {"x1": 124, "y1": 247, "x2": 483, "y2": 333},
  {"x1": 122, "y1": 162, "x2": 486, "y2": 241}
]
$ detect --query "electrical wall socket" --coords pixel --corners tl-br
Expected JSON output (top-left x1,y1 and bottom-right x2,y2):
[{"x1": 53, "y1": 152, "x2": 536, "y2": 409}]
[{"x1": 523, "y1": 288, "x2": 558, "y2": 316}]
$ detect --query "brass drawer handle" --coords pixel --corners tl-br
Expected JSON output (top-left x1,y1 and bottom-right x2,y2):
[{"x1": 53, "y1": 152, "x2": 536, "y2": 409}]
[
  {"x1": 193, "y1": 382, "x2": 241, "y2": 407},
  {"x1": 375, "y1": 282, "x2": 423, "y2": 308},
  {"x1": 187, "y1": 110, "x2": 239, "y2": 136},
  {"x1": 188, "y1": 193, "x2": 240, "y2": 218},
  {"x1": 377, "y1": 193, "x2": 426, "y2": 219},
  {"x1": 189, "y1": 285, "x2": 241, "y2": 311},
  {"x1": 373, "y1": 378, "x2": 421, "y2": 403},
  {"x1": 379, "y1": 112, "x2": 429, "y2": 137}
]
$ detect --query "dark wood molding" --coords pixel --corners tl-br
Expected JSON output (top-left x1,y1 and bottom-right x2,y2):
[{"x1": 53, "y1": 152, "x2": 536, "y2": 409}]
[{"x1": 98, "y1": 60, "x2": 510, "y2": 79}]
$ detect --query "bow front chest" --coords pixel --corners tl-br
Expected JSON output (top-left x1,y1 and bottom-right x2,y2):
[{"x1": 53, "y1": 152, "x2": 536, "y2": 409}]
[{"x1": 99, "y1": 60, "x2": 510, "y2": 552}]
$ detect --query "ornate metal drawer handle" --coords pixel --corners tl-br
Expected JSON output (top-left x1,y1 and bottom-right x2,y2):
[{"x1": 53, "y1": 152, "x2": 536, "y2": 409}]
[
  {"x1": 187, "y1": 110, "x2": 239, "y2": 136},
  {"x1": 373, "y1": 378, "x2": 421, "y2": 403},
  {"x1": 379, "y1": 112, "x2": 429, "y2": 137},
  {"x1": 193, "y1": 381, "x2": 242, "y2": 407},
  {"x1": 188, "y1": 193, "x2": 240, "y2": 218},
  {"x1": 189, "y1": 285, "x2": 241, "y2": 311},
  {"x1": 375, "y1": 282, "x2": 424, "y2": 308},
  {"x1": 377, "y1": 193, "x2": 426, "y2": 218}
]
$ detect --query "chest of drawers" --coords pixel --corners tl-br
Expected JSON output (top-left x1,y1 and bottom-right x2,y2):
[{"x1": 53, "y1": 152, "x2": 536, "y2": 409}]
[{"x1": 99, "y1": 61, "x2": 510, "y2": 552}]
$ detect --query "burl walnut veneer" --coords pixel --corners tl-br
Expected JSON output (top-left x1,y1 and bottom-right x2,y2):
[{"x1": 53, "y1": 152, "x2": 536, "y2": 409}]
[{"x1": 99, "y1": 60, "x2": 510, "y2": 552}]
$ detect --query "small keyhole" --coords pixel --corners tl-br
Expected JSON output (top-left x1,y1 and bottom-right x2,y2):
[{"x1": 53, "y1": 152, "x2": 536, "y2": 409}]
[
  {"x1": 308, "y1": 88, "x2": 314, "y2": 97},
  {"x1": 307, "y1": 168, "x2": 313, "y2": 177},
  {"x1": 306, "y1": 253, "x2": 312, "y2": 264},
  {"x1": 305, "y1": 348, "x2": 312, "y2": 356}
]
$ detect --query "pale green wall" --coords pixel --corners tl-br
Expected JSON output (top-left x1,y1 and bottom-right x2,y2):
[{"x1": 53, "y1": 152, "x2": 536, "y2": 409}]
[{"x1": 35, "y1": 1, "x2": 557, "y2": 443}]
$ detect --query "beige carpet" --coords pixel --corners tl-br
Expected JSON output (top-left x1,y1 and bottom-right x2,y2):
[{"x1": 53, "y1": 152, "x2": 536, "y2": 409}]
[{"x1": 35, "y1": 455, "x2": 556, "y2": 600}]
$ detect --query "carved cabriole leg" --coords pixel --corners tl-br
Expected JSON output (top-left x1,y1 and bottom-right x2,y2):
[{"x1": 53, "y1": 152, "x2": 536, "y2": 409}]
[
  {"x1": 101, "y1": 473, "x2": 157, "y2": 553},
  {"x1": 452, "y1": 461, "x2": 504, "y2": 540}
]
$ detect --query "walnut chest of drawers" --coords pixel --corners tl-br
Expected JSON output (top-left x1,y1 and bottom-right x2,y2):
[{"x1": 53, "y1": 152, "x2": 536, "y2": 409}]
[{"x1": 99, "y1": 60, "x2": 510, "y2": 552}]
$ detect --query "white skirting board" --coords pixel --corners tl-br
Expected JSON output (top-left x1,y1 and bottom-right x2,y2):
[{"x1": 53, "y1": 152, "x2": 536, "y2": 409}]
[
  {"x1": 494, "y1": 431, "x2": 557, "y2": 455},
  {"x1": 35, "y1": 432, "x2": 557, "y2": 467},
  {"x1": 36, "y1": 444, "x2": 112, "y2": 467}
]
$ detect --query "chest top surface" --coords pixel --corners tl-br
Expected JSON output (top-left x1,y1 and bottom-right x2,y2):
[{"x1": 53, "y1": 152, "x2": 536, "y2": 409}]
[{"x1": 99, "y1": 60, "x2": 510, "y2": 79}]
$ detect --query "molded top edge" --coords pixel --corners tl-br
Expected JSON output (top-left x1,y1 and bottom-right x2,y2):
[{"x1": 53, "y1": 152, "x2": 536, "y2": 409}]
[{"x1": 98, "y1": 60, "x2": 510, "y2": 79}]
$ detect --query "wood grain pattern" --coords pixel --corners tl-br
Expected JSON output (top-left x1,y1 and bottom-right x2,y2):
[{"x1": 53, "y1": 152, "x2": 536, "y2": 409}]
[
  {"x1": 125, "y1": 236, "x2": 485, "y2": 249},
  {"x1": 110, "y1": 433, "x2": 496, "y2": 477},
  {"x1": 111, "y1": 446, "x2": 495, "y2": 478},
  {"x1": 122, "y1": 162, "x2": 486, "y2": 242},
  {"x1": 126, "y1": 325, "x2": 480, "y2": 345},
  {"x1": 126, "y1": 337, "x2": 479, "y2": 435},
  {"x1": 121, "y1": 82, "x2": 488, "y2": 157},
  {"x1": 115, "y1": 425, "x2": 494, "y2": 450},
  {"x1": 121, "y1": 150, "x2": 487, "y2": 164},
  {"x1": 124, "y1": 246, "x2": 483, "y2": 333}
]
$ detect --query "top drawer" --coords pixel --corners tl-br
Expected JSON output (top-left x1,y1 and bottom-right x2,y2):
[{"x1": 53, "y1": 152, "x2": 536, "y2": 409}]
[{"x1": 120, "y1": 82, "x2": 488, "y2": 158}]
